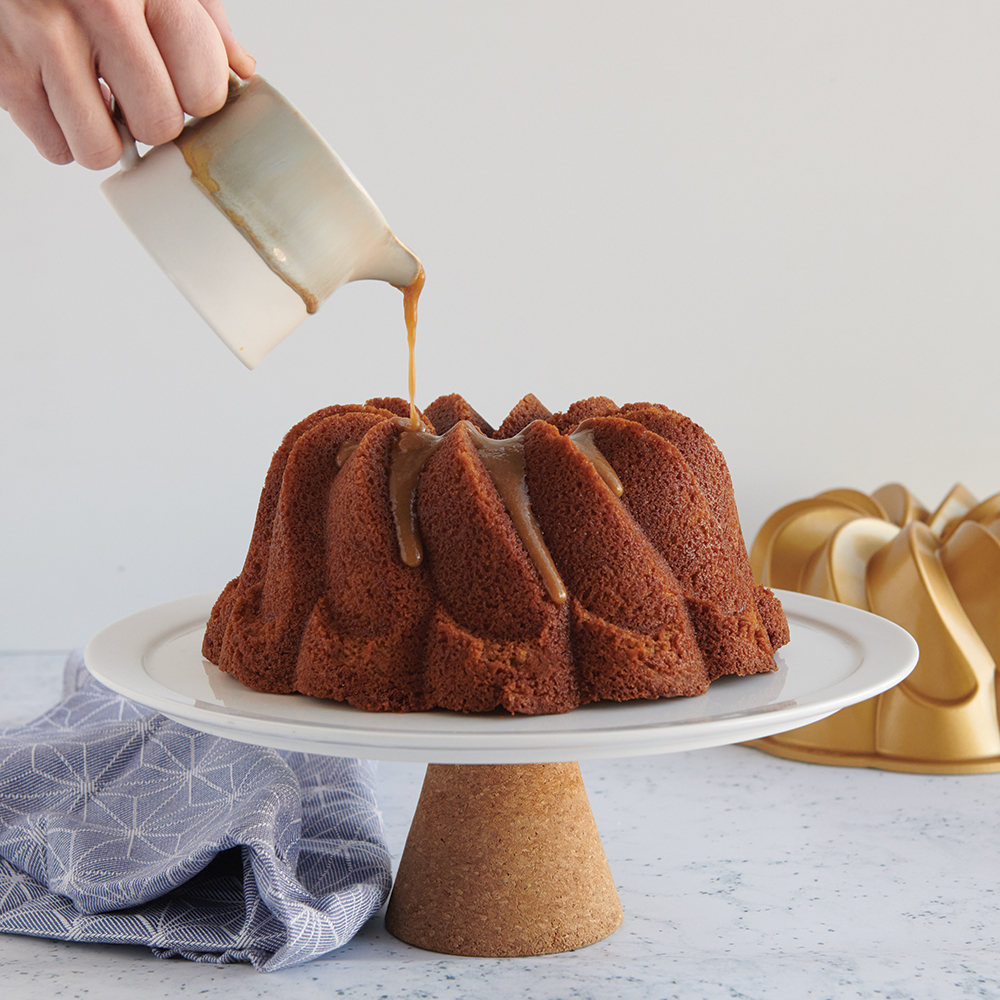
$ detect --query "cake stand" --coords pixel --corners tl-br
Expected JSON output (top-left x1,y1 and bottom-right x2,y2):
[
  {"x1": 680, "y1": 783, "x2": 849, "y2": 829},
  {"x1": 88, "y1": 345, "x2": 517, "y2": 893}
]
[{"x1": 85, "y1": 590, "x2": 917, "y2": 958}]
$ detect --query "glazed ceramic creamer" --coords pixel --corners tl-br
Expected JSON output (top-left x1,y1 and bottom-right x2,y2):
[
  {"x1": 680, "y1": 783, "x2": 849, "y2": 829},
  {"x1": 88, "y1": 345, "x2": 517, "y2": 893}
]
[{"x1": 101, "y1": 76, "x2": 421, "y2": 369}]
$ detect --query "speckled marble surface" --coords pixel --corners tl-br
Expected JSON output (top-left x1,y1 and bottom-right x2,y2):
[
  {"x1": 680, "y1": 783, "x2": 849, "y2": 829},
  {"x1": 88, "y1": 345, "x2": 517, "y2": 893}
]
[{"x1": 1, "y1": 652, "x2": 998, "y2": 999}]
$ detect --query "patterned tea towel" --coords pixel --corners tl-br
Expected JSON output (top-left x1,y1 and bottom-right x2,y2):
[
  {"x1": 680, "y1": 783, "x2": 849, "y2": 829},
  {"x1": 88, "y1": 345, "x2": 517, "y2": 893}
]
[{"x1": 0, "y1": 651, "x2": 391, "y2": 971}]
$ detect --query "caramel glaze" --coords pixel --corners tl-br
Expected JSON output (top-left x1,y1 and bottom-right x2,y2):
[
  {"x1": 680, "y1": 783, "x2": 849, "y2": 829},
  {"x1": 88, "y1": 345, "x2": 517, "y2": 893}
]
[
  {"x1": 336, "y1": 439, "x2": 359, "y2": 469},
  {"x1": 389, "y1": 422, "x2": 441, "y2": 568},
  {"x1": 463, "y1": 423, "x2": 567, "y2": 604},
  {"x1": 336, "y1": 415, "x2": 626, "y2": 605},
  {"x1": 394, "y1": 265, "x2": 426, "y2": 429},
  {"x1": 568, "y1": 420, "x2": 624, "y2": 498}
]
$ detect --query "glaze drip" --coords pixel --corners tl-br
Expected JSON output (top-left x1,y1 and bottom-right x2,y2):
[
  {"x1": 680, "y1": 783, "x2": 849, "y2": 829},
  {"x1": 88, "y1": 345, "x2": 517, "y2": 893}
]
[
  {"x1": 569, "y1": 421, "x2": 624, "y2": 498},
  {"x1": 463, "y1": 423, "x2": 567, "y2": 605},
  {"x1": 379, "y1": 414, "x2": 623, "y2": 605},
  {"x1": 389, "y1": 423, "x2": 441, "y2": 568},
  {"x1": 336, "y1": 439, "x2": 359, "y2": 469}
]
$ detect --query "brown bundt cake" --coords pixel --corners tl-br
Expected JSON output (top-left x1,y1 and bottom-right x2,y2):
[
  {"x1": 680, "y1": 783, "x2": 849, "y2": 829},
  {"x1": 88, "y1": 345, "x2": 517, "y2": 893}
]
[{"x1": 203, "y1": 394, "x2": 789, "y2": 715}]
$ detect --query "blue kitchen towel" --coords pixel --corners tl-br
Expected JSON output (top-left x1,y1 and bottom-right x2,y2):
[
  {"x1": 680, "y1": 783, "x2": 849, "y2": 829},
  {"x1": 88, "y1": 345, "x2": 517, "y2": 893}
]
[{"x1": 0, "y1": 651, "x2": 391, "y2": 971}]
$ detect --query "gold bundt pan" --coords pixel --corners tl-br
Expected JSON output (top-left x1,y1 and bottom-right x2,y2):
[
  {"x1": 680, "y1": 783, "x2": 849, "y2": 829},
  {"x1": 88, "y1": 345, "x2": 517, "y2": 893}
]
[{"x1": 747, "y1": 483, "x2": 1000, "y2": 773}]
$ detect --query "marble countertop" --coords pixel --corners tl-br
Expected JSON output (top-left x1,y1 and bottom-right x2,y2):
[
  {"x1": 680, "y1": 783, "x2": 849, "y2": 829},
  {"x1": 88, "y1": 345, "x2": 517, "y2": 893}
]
[{"x1": 1, "y1": 652, "x2": 997, "y2": 1000}]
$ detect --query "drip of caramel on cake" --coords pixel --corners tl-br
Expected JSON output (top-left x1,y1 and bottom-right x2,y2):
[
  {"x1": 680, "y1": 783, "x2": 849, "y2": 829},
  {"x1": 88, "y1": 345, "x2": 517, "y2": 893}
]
[
  {"x1": 389, "y1": 424, "x2": 441, "y2": 567},
  {"x1": 463, "y1": 423, "x2": 567, "y2": 605},
  {"x1": 336, "y1": 439, "x2": 359, "y2": 469},
  {"x1": 395, "y1": 266, "x2": 426, "y2": 429},
  {"x1": 568, "y1": 421, "x2": 624, "y2": 498},
  {"x1": 375, "y1": 416, "x2": 623, "y2": 605}
]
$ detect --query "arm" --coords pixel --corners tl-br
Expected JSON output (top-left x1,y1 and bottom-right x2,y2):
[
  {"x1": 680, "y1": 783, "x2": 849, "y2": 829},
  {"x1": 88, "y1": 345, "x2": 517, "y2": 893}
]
[{"x1": 0, "y1": 0, "x2": 255, "y2": 169}]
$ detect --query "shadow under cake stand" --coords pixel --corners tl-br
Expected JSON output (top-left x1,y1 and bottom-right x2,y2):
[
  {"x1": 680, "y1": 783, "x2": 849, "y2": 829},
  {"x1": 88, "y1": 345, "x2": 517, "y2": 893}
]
[{"x1": 85, "y1": 590, "x2": 917, "y2": 958}]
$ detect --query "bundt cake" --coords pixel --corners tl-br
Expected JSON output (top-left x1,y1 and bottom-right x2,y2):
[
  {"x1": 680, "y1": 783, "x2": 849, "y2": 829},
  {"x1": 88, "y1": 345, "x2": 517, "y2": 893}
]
[{"x1": 203, "y1": 394, "x2": 789, "y2": 715}]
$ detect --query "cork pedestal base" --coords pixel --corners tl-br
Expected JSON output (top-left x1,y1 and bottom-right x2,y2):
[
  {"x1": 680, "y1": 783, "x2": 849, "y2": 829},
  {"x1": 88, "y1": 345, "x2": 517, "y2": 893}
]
[{"x1": 384, "y1": 762, "x2": 623, "y2": 957}]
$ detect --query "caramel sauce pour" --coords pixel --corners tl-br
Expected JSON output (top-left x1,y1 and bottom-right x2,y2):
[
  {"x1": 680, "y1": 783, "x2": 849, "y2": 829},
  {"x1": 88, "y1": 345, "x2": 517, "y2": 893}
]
[
  {"x1": 337, "y1": 264, "x2": 623, "y2": 605},
  {"x1": 365, "y1": 418, "x2": 624, "y2": 605},
  {"x1": 394, "y1": 265, "x2": 426, "y2": 429}
]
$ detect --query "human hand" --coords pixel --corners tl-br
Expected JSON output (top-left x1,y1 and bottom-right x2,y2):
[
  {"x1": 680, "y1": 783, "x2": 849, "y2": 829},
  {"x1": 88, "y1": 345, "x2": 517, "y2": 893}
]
[{"x1": 0, "y1": 0, "x2": 256, "y2": 169}]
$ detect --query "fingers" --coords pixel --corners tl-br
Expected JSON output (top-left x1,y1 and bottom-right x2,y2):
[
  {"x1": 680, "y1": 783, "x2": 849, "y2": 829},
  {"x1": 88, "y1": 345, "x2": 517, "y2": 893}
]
[
  {"x1": 0, "y1": 0, "x2": 253, "y2": 169},
  {"x1": 95, "y1": 0, "x2": 251, "y2": 148},
  {"x1": 146, "y1": 0, "x2": 229, "y2": 118},
  {"x1": 88, "y1": 0, "x2": 186, "y2": 148},
  {"x1": 5, "y1": 94, "x2": 76, "y2": 165},
  {"x1": 0, "y1": 2, "x2": 122, "y2": 168},
  {"x1": 196, "y1": 0, "x2": 256, "y2": 79},
  {"x1": 0, "y1": 55, "x2": 75, "y2": 164},
  {"x1": 44, "y1": 67, "x2": 124, "y2": 168}
]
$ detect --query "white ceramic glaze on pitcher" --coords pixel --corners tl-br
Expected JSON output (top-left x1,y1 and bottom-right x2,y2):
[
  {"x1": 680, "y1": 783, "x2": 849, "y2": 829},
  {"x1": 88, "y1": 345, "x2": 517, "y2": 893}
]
[{"x1": 101, "y1": 76, "x2": 421, "y2": 369}]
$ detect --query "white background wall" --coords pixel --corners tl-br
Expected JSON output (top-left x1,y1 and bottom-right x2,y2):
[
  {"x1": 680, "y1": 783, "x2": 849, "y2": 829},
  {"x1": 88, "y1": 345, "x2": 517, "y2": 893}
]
[{"x1": 2, "y1": 1, "x2": 997, "y2": 650}]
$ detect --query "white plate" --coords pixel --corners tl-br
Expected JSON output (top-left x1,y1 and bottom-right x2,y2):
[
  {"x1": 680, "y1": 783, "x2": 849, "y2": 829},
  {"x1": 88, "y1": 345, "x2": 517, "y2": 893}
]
[{"x1": 84, "y1": 590, "x2": 916, "y2": 763}]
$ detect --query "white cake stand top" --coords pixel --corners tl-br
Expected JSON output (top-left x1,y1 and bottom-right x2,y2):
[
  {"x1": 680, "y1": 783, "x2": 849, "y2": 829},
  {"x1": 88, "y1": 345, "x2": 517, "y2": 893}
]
[{"x1": 84, "y1": 590, "x2": 916, "y2": 763}]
